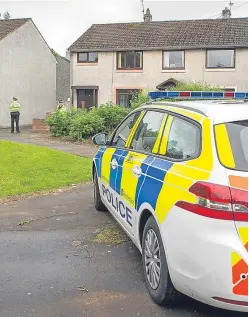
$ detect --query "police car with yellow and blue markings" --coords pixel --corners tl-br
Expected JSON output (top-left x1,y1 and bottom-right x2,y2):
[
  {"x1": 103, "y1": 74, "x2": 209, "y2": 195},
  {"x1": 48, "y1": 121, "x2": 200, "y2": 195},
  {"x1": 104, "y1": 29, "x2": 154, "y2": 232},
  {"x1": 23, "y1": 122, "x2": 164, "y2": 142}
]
[{"x1": 92, "y1": 92, "x2": 248, "y2": 312}]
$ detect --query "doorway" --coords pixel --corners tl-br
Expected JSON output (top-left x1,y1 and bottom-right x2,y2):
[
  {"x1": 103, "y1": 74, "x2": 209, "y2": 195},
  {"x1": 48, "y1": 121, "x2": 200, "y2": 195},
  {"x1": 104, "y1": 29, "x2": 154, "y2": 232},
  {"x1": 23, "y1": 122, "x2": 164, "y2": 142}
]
[{"x1": 77, "y1": 89, "x2": 98, "y2": 109}]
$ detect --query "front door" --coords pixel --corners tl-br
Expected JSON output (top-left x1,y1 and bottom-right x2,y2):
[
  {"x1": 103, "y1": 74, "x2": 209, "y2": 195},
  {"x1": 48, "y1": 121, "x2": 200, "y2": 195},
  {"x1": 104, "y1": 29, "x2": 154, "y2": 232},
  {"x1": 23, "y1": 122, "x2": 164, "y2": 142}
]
[{"x1": 77, "y1": 89, "x2": 95, "y2": 109}]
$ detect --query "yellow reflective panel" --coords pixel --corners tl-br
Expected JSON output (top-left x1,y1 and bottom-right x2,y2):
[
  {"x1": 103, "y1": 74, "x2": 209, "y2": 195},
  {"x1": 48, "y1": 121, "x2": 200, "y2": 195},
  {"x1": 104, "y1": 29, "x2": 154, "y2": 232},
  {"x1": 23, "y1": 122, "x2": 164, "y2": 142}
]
[
  {"x1": 152, "y1": 114, "x2": 168, "y2": 154},
  {"x1": 151, "y1": 105, "x2": 204, "y2": 122},
  {"x1": 186, "y1": 118, "x2": 213, "y2": 172},
  {"x1": 101, "y1": 148, "x2": 116, "y2": 185},
  {"x1": 159, "y1": 115, "x2": 173, "y2": 155},
  {"x1": 215, "y1": 124, "x2": 235, "y2": 169},
  {"x1": 121, "y1": 151, "x2": 147, "y2": 207}
]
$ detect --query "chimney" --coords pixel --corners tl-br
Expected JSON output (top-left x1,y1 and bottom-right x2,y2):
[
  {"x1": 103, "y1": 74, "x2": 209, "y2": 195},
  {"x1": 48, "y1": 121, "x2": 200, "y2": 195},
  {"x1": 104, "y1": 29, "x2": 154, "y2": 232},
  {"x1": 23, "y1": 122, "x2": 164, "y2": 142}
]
[
  {"x1": 222, "y1": 7, "x2": 231, "y2": 19},
  {"x1": 144, "y1": 8, "x2": 152, "y2": 22}
]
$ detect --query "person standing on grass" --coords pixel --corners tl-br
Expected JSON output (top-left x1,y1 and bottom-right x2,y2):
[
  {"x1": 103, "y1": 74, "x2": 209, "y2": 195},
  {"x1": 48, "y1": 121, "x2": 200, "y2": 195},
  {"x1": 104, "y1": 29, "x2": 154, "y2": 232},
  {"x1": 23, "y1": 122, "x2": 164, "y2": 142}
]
[{"x1": 9, "y1": 97, "x2": 21, "y2": 134}]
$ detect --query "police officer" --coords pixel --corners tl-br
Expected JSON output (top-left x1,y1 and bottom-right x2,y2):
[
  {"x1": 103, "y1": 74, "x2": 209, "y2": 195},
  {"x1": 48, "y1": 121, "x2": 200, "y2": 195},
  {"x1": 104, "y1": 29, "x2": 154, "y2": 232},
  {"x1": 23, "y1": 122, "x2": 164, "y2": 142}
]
[
  {"x1": 9, "y1": 97, "x2": 21, "y2": 133},
  {"x1": 56, "y1": 100, "x2": 66, "y2": 112}
]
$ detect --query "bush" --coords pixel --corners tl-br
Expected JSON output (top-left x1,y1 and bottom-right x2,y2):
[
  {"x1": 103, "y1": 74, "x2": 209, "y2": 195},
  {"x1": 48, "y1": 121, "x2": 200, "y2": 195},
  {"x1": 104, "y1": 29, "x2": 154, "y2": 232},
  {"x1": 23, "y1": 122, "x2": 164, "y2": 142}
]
[
  {"x1": 96, "y1": 103, "x2": 130, "y2": 132},
  {"x1": 170, "y1": 81, "x2": 221, "y2": 91},
  {"x1": 130, "y1": 90, "x2": 150, "y2": 109},
  {"x1": 45, "y1": 109, "x2": 78, "y2": 137},
  {"x1": 69, "y1": 110, "x2": 105, "y2": 140}
]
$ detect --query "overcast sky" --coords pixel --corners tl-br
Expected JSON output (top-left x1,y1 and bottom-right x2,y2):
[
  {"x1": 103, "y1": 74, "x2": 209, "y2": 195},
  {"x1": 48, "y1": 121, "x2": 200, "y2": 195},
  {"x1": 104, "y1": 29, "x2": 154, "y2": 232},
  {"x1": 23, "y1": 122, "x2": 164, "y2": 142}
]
[{"x1": 0, "y1": 0, "x2": 247, "y2": 56}]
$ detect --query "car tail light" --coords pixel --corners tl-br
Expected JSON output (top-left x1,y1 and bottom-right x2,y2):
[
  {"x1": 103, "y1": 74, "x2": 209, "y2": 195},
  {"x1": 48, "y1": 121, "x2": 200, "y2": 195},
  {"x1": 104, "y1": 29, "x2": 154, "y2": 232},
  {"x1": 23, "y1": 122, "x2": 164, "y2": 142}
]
[{"x1": 176, "y1": 182, "x2": 248, "y2": 222}]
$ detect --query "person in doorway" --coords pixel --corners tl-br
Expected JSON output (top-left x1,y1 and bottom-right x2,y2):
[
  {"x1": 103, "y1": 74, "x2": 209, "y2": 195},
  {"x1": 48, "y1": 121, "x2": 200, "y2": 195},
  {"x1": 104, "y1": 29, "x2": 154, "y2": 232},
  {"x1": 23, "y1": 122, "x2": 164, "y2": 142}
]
[
  {"x1": 9, "y1": 97, "x2": 21, "y2": 133},
  {"x1": 56, "y1": 100, "x2": 66, "y2": 112}
]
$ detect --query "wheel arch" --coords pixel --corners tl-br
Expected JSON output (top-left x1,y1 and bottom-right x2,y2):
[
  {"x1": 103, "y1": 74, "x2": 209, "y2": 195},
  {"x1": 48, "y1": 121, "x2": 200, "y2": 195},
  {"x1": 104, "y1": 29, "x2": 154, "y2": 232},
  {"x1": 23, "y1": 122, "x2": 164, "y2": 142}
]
[{"x1": 138, "y1": 208, "x2": 154, "y2": 248}]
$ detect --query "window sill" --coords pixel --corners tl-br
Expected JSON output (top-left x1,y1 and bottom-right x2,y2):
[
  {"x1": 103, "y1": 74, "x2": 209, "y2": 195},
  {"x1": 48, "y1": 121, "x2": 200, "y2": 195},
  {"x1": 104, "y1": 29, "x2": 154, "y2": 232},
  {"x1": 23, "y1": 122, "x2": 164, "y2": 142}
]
[
  {"x1": 77, "y1": 63, "x2": 98, "y2": 66},
  {"x1": 205, "y1": 68, "x2": 235, "y2": 72},
  {"x1": 161, "y1": 69, "x2": 186, "y2": 73},
  {"x1": 116, "y1": 69, "x2": 143, "y2": 73}
]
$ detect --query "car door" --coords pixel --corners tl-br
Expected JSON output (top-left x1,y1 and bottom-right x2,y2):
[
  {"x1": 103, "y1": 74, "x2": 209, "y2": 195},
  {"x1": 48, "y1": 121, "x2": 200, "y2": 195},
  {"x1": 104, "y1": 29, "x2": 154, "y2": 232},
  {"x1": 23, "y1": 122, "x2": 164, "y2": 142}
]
[
  {"x1": 99, "y1": 110, "x2": 143, "y2": 233},
  {"x1": 119, "y1": 110, "x2": 168, "y2": 232}
]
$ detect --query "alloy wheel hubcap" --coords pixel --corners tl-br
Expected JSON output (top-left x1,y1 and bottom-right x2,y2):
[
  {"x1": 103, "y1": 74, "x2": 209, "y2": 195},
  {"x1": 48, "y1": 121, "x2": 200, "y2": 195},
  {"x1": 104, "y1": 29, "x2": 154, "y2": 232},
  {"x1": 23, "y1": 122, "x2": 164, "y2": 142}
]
[{"x1": 144, "y1": 229, "x2": 161, "y2": 290}]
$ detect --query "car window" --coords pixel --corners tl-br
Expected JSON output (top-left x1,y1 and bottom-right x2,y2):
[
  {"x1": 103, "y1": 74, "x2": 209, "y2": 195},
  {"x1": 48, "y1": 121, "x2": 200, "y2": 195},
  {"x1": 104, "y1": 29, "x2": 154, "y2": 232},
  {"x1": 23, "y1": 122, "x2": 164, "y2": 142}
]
[
  {"x1": 216, "y1": 120, "x2": 248, "y2": 172},
  {"x1": 166, "y1": 117, "x2": 201, "y2": 160},
  {"x1": 130, "y1": 111, "x2": 165, "y2": 154},
  {"x1": 112, "y1": 111, "x2": 141, "y2": 148}
]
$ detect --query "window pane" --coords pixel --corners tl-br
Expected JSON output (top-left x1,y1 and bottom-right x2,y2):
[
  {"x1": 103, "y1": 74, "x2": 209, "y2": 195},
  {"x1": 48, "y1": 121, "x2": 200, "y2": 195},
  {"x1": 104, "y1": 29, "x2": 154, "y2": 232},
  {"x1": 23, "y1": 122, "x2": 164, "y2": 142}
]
[
  {"x1": 135, "y1": 52, "x2": 142, "y2": 68},
  {"x1": 78, "y1": 53, "x2": 88, "y2": 62},
  {"x1": 117, "y1": 89, "x2": 140, "y2": 108},
  {"x1": 224, "y1": 120, "x2": 248, "y2": 171},
  {"x1": 164, "y1": 51, "x2": 184, "y2": 68},
  {"x1": 118, "y1": 51, "x2": 142, "y2": 69},
  {"x1": 207, "y1": 50, "x2": 234, "y2": 68},
  {"x1": 126, "y1": 52, "x2": 135, "y2": 68},
  {"x1": 131, "y1": 111, "x2": 165, "y2": 154},
  {"x1": 166, "y1": 117, "x2": 200, "y2": 160},
  {"x1": 112, "y1": 112, "x2": 141, "y2": 148},
  {"x1": 89, "y1": 52, "x2": 98, "y2": 62}
]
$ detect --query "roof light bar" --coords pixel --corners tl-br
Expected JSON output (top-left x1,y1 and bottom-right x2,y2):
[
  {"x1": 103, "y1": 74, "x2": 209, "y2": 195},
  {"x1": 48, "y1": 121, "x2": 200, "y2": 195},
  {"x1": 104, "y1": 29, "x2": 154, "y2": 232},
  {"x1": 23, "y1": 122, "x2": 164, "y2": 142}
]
[{"x1": 148, "y1": 91, "x2": 248, "y2": 100}]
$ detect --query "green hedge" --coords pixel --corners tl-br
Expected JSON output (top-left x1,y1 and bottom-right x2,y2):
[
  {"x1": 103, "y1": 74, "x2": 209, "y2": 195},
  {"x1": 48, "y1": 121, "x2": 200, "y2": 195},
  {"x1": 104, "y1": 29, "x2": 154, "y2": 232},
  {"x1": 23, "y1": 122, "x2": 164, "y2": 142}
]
[{"x1": 46, "y1": 104, "x2": 130, "y2": 141}]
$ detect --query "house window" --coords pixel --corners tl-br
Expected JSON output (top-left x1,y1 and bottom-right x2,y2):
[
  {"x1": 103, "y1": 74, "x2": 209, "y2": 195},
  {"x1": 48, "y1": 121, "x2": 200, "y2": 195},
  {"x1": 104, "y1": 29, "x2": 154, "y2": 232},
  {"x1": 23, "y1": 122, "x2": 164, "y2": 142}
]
[
  {"x1": 116, "y1": 89, "x2": 140, "y2": 107},
  {"x1": 163, "y1": 51, "x2": 185, "y2": 69},
  {"x1": 206, "y1": 50, "x2": 235, "y2": 68},
  {"x1": 117, "y1": 51, "x2": 143, "y2": 69},
  {"x1": 77, "y1": 52, "x2": 98, "y2": 63}
]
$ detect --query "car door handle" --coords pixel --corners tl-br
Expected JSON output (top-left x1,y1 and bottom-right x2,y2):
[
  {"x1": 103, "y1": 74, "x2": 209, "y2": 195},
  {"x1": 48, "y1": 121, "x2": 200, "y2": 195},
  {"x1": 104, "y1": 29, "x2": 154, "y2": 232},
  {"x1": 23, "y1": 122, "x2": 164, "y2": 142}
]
[
  {"x1": 111, "y1": 158, "x2": 118, "y2": 169},
  {"x1": 132, "y1": 165, "x2": 142, "y2": 178}
]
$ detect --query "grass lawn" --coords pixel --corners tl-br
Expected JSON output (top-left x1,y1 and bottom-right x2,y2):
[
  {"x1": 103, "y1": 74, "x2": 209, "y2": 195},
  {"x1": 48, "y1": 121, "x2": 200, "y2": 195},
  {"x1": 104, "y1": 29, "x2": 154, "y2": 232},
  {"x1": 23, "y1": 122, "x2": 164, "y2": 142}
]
[{"x1": 0, "y1": 141, "x2": 92, "y2": 198}]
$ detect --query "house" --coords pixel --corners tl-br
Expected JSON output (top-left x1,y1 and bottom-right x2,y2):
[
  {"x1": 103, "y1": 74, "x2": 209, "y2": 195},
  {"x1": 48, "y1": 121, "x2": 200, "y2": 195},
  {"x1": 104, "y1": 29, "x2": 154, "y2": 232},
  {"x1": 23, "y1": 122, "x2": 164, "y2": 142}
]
[
  {"x1": 0, "y1": 18, "x2": 56, "y2": 127},
  {"x1": 54, "y1": 54, "x2": 70, "y2": 105},
  {"x1": 68, "y1": 13, "x2": 248, "y2": 108}
]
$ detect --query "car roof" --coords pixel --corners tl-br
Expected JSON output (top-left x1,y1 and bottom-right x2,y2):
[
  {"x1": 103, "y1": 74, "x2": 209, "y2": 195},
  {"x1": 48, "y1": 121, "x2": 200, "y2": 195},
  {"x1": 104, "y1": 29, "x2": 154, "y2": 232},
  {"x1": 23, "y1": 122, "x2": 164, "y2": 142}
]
[{"x1": 142, "y1": 100, "x2": 248, "y2": 124}]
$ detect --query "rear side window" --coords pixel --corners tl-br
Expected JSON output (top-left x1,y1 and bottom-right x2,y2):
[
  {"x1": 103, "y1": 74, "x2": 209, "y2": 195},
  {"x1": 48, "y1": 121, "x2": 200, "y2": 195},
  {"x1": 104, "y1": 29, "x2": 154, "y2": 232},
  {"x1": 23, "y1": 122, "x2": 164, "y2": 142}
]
[
  {"x1": 215, "y1": 120, "x2": 248, "y2": 172},
  {"x1": 166, "y1": 117, "x2": 201, "y2": 160},
  {"x1": 130, "y1": 111, "x2": 165, "y2": 154}
]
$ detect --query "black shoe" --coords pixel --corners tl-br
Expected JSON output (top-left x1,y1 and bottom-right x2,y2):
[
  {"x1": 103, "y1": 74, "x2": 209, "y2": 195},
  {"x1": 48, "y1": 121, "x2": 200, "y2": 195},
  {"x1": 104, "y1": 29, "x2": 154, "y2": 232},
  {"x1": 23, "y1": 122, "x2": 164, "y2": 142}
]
[
  {"x1": 16, "y1": 131, "x2": 21, "y2": 134},
  {"x1": 11, "y1": 131, "x2": 14, "y2": 134}
]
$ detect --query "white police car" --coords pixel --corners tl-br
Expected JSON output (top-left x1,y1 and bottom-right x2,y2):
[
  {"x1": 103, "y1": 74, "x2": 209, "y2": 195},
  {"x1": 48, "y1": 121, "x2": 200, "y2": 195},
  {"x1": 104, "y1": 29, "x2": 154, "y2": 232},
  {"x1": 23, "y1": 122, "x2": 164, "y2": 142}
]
[{"x1": 92, "y1": 98, "x2": 248, "y2": 312}]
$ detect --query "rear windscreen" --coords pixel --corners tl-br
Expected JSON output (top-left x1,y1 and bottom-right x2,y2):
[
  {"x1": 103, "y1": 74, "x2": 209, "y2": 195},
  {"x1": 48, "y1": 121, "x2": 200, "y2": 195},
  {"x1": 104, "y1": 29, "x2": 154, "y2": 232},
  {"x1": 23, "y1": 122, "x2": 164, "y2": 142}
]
[{"x1": 215, "y1": 120, "x2": 248, "y2": 172}]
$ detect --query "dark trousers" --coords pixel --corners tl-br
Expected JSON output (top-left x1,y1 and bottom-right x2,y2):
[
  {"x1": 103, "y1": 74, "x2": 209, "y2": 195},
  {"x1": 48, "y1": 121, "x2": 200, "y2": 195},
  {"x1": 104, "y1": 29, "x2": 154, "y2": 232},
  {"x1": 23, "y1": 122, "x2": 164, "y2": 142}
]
[{"x1": 11, "y1": 112, "x2": 20, "y2": 133}]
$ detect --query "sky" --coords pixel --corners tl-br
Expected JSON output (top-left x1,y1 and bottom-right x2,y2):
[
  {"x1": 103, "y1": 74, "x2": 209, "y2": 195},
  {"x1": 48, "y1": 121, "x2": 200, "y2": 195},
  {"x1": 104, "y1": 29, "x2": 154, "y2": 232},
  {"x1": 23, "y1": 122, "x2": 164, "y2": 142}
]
[{"x1": 0, "y1": 0, "x2": 248, "y2": 56}]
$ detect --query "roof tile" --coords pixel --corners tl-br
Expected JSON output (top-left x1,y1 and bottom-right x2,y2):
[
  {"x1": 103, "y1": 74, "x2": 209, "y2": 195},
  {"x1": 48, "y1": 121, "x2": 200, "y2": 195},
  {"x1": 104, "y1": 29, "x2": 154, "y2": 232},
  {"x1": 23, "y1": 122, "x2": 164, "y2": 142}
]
[{"x1": 69, "y1": 18, "x2": 248, "y2": 51}]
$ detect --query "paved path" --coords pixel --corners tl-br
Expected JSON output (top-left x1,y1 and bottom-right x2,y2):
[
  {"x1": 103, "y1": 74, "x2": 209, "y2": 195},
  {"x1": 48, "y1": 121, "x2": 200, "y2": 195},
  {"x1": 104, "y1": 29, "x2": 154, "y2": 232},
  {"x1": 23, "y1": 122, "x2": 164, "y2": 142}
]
[
  {"x1": 0, "y1": 184, "x2": 246, "y2": 317},
  {"x1": 0, "y1": 128, "x2": 97, "y2": 158}
]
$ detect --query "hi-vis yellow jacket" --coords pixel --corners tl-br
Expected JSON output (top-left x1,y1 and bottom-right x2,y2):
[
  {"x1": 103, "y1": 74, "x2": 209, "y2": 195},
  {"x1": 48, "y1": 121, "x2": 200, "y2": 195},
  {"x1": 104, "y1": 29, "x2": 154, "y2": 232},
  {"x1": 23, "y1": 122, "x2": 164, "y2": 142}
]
[{"x1": 9, "y1": 101, "x2": 21, "y2": 113}]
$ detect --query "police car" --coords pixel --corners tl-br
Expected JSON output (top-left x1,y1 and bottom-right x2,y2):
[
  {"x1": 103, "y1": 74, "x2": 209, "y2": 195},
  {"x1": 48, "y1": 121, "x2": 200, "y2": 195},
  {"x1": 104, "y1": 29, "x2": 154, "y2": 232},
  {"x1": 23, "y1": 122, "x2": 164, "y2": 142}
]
[{"x1": 92, "y1": 95, "x2": 248, "y2": 312}]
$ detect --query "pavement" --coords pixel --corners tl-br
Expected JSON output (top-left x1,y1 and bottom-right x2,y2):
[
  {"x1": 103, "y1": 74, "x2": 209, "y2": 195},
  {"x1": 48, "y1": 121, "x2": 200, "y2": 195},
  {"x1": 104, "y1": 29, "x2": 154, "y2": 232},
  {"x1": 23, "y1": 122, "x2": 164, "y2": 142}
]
[
  {"x1": 0, "y1": 128, "x2": 96, "y2": 158},
  {"x1": 0, "y1": 129, "x2": 247, "y2": 317}
]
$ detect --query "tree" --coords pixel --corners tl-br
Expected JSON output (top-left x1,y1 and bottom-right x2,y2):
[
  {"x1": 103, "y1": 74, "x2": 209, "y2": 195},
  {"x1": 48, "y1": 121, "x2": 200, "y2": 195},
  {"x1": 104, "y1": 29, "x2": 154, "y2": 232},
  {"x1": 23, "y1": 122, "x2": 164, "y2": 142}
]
[
  {"x1": 51, "y1": 48, "x2": 59, "y2": 58},
  {"x1": 3, "y1": 11, "x2": 10, "y2": 20}
]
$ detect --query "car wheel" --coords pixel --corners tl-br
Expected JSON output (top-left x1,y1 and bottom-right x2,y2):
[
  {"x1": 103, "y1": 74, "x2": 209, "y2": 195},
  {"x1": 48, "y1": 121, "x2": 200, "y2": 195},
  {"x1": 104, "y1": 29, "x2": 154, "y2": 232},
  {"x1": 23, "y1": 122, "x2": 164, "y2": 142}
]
[
  {"x1": 142, "y1": 216, "x2": 182, "y2": 306},
  {"x1": 93, "y1": 171, "x2": 106, "y2": 212}
]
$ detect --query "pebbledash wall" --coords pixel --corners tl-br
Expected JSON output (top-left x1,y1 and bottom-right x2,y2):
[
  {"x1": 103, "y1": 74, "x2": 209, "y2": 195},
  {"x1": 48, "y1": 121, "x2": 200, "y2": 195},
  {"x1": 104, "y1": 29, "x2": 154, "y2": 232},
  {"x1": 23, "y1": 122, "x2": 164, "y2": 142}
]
[
  {"x1": 71, "y1": 48, "x2": 248, "y2": 106},
  {"x1": 0, "y1": 20, "x2": 56, "y2": 127}
]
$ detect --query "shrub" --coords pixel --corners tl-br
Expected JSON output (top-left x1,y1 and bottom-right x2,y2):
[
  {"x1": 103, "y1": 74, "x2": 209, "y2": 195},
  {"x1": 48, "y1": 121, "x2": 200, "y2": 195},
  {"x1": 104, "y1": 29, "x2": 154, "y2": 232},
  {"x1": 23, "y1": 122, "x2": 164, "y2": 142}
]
[
  {"x1": 170, "y1": 81, "x2": 221, "y2": 91},
  {"x1": 45, "y1": 109, "x2": 77, "y2": 137},
  {"x1": 96, "y1": 103, "x2": 130, "y2": 132},
  {"x1": 130, "y1": 90, "x2": 150, "y2": 109},
  {"x1": 69, "y1": 110, "x2": 105, "y2": 140}
]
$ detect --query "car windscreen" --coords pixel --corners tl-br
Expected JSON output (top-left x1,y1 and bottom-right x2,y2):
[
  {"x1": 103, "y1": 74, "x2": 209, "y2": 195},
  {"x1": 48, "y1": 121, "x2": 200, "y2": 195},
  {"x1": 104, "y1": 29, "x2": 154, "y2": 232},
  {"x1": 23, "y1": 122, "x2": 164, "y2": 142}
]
[{"x1": 215, "y1": 120, "x2": 248, "y2": 172}]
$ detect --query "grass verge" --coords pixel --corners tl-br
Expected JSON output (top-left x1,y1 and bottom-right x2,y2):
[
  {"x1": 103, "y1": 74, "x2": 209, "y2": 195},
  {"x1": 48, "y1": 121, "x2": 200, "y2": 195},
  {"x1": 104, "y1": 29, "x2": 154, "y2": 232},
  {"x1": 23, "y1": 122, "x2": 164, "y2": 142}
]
[{"x1": 0, "y1": 140, "x2": 92, "y2": 198}]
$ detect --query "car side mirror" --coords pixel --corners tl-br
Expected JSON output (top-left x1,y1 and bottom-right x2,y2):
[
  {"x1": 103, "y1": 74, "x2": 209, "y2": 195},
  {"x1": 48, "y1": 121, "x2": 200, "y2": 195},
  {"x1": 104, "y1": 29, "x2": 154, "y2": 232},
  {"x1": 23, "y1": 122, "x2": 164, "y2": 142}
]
[{"x1": 92, "y1": 132, "x2": 108, "y2": 146}]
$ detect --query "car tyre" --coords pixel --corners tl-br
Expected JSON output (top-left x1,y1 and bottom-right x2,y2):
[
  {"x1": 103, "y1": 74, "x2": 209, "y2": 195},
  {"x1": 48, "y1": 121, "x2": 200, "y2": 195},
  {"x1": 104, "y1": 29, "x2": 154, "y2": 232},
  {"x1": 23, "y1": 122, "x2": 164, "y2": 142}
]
[
  {"x1": 93, "y1": 171, "x2": 106, "y2": 212},
  {"x1": 142, "y1": 216, "x2": 182, "y2": 306}
]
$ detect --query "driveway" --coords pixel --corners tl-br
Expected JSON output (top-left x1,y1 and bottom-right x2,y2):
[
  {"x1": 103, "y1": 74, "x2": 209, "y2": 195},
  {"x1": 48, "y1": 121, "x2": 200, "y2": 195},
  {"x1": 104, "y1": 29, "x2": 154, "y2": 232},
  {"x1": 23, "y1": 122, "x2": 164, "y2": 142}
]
[
  {"x1": 0, "y1": 184, "x2": 246, "y2": 317},
  {"x1": 0, "y1": 128, "x2": 96, "y2": 158}
]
